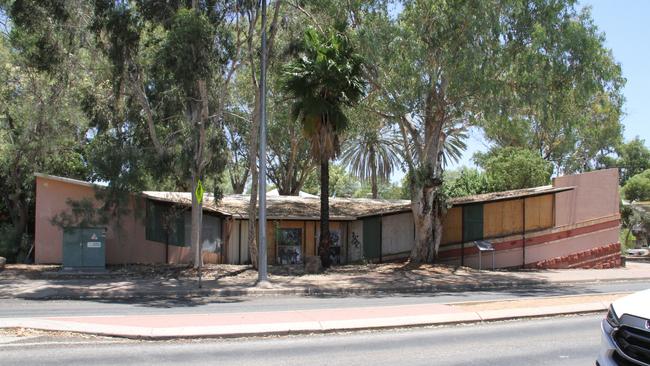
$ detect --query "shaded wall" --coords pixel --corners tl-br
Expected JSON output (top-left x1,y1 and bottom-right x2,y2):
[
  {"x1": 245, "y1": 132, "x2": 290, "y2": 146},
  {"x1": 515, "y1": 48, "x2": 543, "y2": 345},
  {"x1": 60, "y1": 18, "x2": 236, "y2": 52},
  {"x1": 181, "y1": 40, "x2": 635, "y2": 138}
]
[
  {"x1": 225, "y1": 219, "x2": 249, "y2": 264},
  {"x1": 35, "y1": 176, "x2": 191, "y2": 265},
  {"x1": 381, "y1": 213, "x2": 415, "y2": 259}
]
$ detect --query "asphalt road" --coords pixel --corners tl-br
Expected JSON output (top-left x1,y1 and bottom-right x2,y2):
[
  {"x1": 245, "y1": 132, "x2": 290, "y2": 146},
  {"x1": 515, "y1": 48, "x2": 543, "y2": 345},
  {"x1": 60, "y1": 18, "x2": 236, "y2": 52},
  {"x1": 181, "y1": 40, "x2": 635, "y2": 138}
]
[
  {"x1": 0, "y1": 279, "x2": 646, "y2": 318},
  {"x1": 0, "y1": 314, "x2": 604, "y2": 366}
]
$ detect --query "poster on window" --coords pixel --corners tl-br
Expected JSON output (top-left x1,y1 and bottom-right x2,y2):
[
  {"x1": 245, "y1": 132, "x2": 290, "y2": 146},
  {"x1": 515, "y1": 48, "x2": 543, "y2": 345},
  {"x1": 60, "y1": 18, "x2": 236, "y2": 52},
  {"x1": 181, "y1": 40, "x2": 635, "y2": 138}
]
[
  {"x1": 277, "y1": 228, "x2": 302, "y2": 264},
  {"x1": 316, "y1": 229, "x2": 342, "y2": 265}
]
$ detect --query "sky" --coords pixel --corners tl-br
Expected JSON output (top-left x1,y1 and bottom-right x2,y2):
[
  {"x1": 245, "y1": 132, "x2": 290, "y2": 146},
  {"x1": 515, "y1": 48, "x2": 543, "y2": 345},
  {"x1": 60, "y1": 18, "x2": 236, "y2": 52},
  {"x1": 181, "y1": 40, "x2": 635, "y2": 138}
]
[{"x1": 444, "y1": 0, "x2": 650, "y2": 171}]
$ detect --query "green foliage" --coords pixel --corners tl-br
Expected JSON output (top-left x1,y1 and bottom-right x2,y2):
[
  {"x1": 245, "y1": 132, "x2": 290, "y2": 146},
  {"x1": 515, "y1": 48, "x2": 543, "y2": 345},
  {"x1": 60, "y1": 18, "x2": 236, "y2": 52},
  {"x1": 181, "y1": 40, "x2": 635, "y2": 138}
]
[
  {"x1": 623, "y1": 170, "x2": 650, "y2": 202},
  {"x1": 478, "y1": 4, "x2": 625, "y2": 173},
  {"x1": 618, "y1": 138, "x2": 650, "y2": 185},
  {"x1": 353, "y1": 180, "x2": 407, "y2": 200},
  {"x1": 475, "y1": 147, "x2": 553, "y2": 192},
  {"x1": 159, "y1": 9, "x2": 215, "y2": 95},
  {"x1": 7, "y1": 0, "x2": 72, "y2": 71},
  {"x1": 443, "y1": 168, "x2": 490, "y2": 198},
  {"x1": 620, "y1": 228, "x2": 636, "y2": 253},
  {"x1": 0, "y1": 15, "x2": 90, "y2": 257},
  {"x1": 302, "y1": 164, "x2": 361, "y2": 198},
  {"x1": 50, "y1": 198, "x2": 109, "y2": 228},
  {"x1": 340, "y1": 123, "x2": 402, "y2": 197},
  {"x1": 0, "y1": 223, "x2": 19, "y2": 261},
  {"x1": 283, "y1": 26, "x2": 366, "y2": 161}
]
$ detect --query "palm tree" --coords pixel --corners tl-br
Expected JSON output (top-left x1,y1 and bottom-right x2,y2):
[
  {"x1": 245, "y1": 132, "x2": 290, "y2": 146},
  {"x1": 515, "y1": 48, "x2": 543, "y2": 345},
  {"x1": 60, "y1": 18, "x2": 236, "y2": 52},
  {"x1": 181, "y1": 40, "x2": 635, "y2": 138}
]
[
  {"x1": 283, "y1": 27, "x2": 365, "y2": 268},
  {"x1": 340, "y1": 124, "x2": 402, "y2": 198},
  {"x1": 406, "y1": 123, "x2": 469, "y2": 168}
]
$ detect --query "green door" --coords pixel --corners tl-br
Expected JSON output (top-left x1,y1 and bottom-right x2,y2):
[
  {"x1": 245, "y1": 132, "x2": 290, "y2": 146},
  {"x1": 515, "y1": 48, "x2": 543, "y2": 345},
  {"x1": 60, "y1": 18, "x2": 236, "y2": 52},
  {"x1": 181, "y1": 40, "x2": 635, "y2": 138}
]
[
  {"x1": 63, "y1": 228, "x2": 106, "y2": 268},
  {"x1": 462, "y1": 204, "x2": 484, "y2": 242},
  {"x1": 363, "y1": 217, "x2": 381, "y2": 261},
  {"x1": 63, "y1": 228, "x2": 83, "y2": 267},
  {"x1": 80, "y1": 228, "x2": 106, "y2": 268}
]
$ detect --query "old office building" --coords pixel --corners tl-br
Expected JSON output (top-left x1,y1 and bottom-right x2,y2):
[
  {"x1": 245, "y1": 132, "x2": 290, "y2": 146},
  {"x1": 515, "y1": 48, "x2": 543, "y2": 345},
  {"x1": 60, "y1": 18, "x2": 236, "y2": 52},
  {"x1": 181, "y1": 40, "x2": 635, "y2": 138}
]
[{"x1": 34, "y1": 169, "x2": 621, "y2": 269}]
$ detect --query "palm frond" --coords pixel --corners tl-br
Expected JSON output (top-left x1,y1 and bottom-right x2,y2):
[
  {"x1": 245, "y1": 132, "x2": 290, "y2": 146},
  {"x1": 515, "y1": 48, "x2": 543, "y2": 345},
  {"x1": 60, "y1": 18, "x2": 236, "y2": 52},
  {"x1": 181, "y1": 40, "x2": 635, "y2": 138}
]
[{"x1": 340, "y1": 124, "x2": 403, "y2": 183}]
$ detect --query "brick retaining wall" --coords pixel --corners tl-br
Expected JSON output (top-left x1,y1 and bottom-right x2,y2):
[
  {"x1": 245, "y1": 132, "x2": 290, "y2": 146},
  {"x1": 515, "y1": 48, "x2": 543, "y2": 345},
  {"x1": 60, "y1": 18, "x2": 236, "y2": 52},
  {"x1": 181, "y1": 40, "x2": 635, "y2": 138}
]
[{"x1": 527, "y1": 243, "x2": 621, "y2": 269}]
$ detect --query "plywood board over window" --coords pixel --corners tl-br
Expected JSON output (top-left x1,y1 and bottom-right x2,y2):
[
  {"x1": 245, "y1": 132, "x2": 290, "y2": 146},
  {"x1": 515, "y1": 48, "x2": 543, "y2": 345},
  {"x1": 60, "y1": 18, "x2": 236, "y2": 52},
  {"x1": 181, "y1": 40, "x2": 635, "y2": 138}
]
[
  {"x1": 442, "y1": 207, "x2": 462, "y2": 245},
  {"x1": 483, "y1": 199, "x2": 523, "y2": 238},
  {"x1": 525, "y1": 194, "x2": 554, "y2": 231}
]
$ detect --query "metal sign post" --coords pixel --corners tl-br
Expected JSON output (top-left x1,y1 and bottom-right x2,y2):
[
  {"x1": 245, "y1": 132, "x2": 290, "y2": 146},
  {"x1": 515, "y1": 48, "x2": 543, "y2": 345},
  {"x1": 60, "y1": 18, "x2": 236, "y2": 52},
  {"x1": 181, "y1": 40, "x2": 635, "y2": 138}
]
[
  {"x1": 474, "y1": 240, "x2": 495, "y2": 271},
  {"x1": 258, "y1": 0, "x2": 268, "y2": 284}
]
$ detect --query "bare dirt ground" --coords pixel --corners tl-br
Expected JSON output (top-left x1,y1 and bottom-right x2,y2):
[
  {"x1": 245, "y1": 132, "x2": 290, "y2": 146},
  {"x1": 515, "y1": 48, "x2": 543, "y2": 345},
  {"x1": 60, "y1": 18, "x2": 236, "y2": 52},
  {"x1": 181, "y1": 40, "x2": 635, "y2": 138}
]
[{"x1": 1, "y1": 262, "x2": 477, "y2": 281}]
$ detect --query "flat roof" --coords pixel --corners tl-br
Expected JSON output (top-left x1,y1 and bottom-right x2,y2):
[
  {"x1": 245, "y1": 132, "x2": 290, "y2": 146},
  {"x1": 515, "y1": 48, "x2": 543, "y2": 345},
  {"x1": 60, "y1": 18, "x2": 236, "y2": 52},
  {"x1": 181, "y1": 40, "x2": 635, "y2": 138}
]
[
  {"x1": 37, "y1": 173, "x2": 574, "y2": 220},
  {"x1": 449, "y1": 185, "x2": 575, "y2": 206},
  {"x1": 142, "y1": 191, "x2": 410, "y2": 220}
]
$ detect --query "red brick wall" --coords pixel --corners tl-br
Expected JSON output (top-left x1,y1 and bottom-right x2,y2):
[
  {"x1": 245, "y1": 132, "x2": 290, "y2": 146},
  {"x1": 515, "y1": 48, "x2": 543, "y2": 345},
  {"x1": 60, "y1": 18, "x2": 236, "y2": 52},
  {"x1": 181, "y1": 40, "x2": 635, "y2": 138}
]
[{"x1": 527, "y1": 243, "x2": 621, "y2": 269}]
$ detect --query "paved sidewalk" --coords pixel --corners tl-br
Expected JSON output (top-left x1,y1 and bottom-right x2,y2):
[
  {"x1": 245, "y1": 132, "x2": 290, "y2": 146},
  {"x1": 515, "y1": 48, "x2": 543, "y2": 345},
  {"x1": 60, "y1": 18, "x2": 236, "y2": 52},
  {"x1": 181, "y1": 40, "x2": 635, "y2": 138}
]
[
  {"x1": 0, "y1": 262, "x2": 648, "y2": 300},
  {"x1": 0, "y1": 293, "x2": 626, "y2": 339}
]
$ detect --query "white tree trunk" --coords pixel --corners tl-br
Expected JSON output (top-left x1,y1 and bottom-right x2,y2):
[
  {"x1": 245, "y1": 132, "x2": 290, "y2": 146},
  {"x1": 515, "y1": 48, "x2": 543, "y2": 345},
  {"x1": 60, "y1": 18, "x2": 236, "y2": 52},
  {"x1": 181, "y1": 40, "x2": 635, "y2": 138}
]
[{"x1": 410, "y1": 186, "x2": 434, "y2": 263}]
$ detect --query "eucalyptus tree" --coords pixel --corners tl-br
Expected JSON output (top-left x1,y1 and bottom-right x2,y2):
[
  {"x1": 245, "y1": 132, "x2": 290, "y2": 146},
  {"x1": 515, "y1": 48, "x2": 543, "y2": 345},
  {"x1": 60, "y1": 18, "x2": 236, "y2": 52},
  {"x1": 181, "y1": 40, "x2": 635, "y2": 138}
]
[
  {"x1": 340, "y1": 123, "x2": 401, "y2": 198},
  {"x1": 618, "y1": 138, "x2": 650, "y2": 185},
  {"x1": 266, "y1": 103, "x2": 315, "y2": 195},
  {"x1": 283, "y1": 26, "x2": 366, "y2": 267},
  {"x1": 240, "y1": 0, "x2": 283, "y2": 269},
  {"x1": 362, "y1": 0, "x2": 623, "y2": 263},
  {"x1": 0, "y1": 1, "x2": 94, "y2": 260},
  {"x1": 479, "y1": 4, "x2": 625, "y2": 174},
  {"x1": 85, "y1": 1, "x2": 235, "y2": 266},
  {"x1": 223, "y1": 108, "x2": 251, "y2": 194}
]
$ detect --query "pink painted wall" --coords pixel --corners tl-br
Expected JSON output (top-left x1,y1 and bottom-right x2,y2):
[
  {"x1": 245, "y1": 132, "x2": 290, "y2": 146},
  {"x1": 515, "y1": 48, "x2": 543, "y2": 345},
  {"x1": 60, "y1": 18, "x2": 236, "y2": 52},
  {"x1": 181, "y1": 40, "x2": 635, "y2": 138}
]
[
  {"x1": 439, "y1": 169, "x2": 621, "y2": 269},
  {"x1": 440, "y1": 224, "x2": 619, "y2": 269},
  {"x1": 35, "y1": 176, "x2": 191, "y2": 265},
  {"x1": 553, "y1": 168, "x2": 620, "y2": 227}
]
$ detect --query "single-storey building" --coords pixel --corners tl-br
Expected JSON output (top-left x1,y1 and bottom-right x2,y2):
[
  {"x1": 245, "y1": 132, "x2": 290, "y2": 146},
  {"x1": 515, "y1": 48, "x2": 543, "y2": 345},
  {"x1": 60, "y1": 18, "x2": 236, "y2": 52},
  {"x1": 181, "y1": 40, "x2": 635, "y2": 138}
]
[{"x1": 34, "y1": 168, "x2": 621, "y2": 269}]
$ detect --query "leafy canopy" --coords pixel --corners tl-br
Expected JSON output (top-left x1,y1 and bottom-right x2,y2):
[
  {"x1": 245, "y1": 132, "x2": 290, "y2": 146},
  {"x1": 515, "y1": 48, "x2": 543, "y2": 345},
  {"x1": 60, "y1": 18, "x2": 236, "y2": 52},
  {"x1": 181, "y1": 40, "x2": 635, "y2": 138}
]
[
  {"x1": 623, "y1": 170, "x2": 650, "y2": 202},
  {"x1": 283, "y1": 26, "x2": 366, "y2": 160},
  {"x1": 475, "y1": 147, "x2": 553, "y2": 192},
  {"x1": 618, "y1": 138, "x2": 650, "y2": 185}
]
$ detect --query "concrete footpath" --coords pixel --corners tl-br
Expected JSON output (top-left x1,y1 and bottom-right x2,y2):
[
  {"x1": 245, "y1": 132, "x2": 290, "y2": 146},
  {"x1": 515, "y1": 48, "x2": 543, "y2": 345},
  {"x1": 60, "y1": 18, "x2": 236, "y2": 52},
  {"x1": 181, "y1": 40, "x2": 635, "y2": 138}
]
[
  {"x1": 0, "y1": 293, "x2": 626, "y2": 339},
  {"x1": 1, "y1": 262, "x2": 649, "y2": 300}
]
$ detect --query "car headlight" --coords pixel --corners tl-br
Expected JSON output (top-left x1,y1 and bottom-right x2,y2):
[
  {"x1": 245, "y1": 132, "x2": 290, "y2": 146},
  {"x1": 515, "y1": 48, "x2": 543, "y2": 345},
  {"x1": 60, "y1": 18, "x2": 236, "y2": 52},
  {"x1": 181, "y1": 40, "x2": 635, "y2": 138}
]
[{"x1": 606, "y1": 305, "x2": 620, "y2": 328}]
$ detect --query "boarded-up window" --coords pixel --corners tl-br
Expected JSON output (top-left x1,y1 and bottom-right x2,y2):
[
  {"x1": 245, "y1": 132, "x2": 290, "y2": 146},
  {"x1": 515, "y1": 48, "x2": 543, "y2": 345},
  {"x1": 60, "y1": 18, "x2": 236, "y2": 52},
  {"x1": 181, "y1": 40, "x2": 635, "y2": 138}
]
[
  {"x1": 276, "y1": 228, "x2": 302, "y2": 264},
  {"x1": 483, "y1": 199, "x2": 524, "y2": 238},
  {"x1": 146, "y1": 200, "x2": 186, "y2": 246},
  {"x1": 442, "y1": 207, "x2": 462, "y2": 245},
  {"x1": 525, "y1": 194, "x2": 554, "y2": 231},
  {"x1": 183, "y1": 213, "x2": 223, "y2": 251}
]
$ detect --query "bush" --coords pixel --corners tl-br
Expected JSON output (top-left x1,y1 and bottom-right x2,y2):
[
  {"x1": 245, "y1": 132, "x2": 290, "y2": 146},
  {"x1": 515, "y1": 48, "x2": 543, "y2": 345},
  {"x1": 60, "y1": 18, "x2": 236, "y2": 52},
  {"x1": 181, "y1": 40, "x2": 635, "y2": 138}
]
[
  {"x1": 0, "y1": 224, "x2": 19, "y2": 262},
  {"x1": 620, "y1": 228, "x2": 637, "y2": 253},
  {"x1": 474, "y1": 147, "x2": 553, "y2": 192},
  {"x1": 0, "y1": 223, "x2": 32, "y2": 263},
  {"x1": 623, "y1": 169, "x2": 650, "y2": 202},
  {"x1": 443, "y1": 168, "x2": 489, "y2": 198}
]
